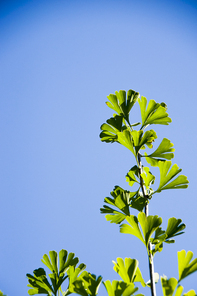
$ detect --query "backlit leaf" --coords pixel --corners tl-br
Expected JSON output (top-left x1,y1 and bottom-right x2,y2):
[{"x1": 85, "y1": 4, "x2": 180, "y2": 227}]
[
  {"x1": 126, "y1": 166, "x2": 140, "y2": 187},
  {"x1": 100, "y1": 186, "x2": 131, "y2": 224},
  {"x1": 117, "y1": 130, "x2": 135, "y2": 155},
  {"x1": 106, "y1": 90, "x2": 139, "y2": 124},
  {"x1": 165, "y1": 218, "x2": 186, "y2": 243},
  {"x1": 145, "y1": 138, "x2": 175, "y2": 167},
  {"x1": 154, "y1": 161, "x2": 189, "y2": 193},
  {"x1": 100, "y1": 115, "x2": 124, "y2": 143},
  {"x1": 184, "y1": 290, "x2": 197, "y2": 296},
  {"x1": 70, "y1": 272, "x2": 102, "y2": 296},
  {"x1": 103, "y1": 280, "x2": 138, "y2": 296},
  {"x1": 113, "y1": 258, "x2": 146, "y2": 287},
  {"x1": 131, "y1": 130, "x2": 157, "y2": 154},
  {"x1": 120, "y1": 213, "x2": 162, "y2": 250},
  {"x1": 138, "y1": 97, "x2": 171, "y2": 129},
  {"x1": 178, "y1": 250, "x2": 197, "y2": 282},
  {"x1": 161, "y1": 276, "x2": 178, "y2": 296}
]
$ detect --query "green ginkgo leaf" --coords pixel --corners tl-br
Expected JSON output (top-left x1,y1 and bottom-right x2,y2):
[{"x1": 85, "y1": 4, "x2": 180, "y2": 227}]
[
  {"x1": 106, "y1": 90, "x2": 139, "y2": 124},
  {"x1": 113, "y1": 258, "x2": 146, "y2": 287},
  {"x1": 140, "y1": 167, "x2": 155, "y2": 190},
  {"x1": 66, "y1": 264, "x2": 87, "y2": 295},
  {"x1": 175, "y1": 285, "x2": 184, "y2": 296},
  {"x1": 103, "y1": 280, "x2": 138, "y2": 296},
  {"x1": 154, "y1": 161, "x2": 189, "y2": 193},
  {"x1": 165, "y1": 218, "x2": 186, "y2": 243},
  {"x1": 138, "y1": 213, "x2": 162, "y2": 249},
  {"x1": 145, "y1": 138, "x2": 175, "y2": 167},
  {"x1": 27, "y1": 250, "x2": 83, "y2": 296},
  {"x1": 100, "y1": 186, "x2": 131, "y2": 224},
  {"x1": 161, "y1": 276, "x2": 178, "y2": 296},
  {"x1": 138, "y1": 96, "x2": 172, "y2": 129},
  {"x1": 120, "y1": 215, "x2": 144, "y2": 244},
  {"x1": 129, "y1": 190, "x2": 148, "y2": 212},
  {"x1": 178, "y1": 250, "x2": 197, "y2": 282},
  {"x1": 120, "y1": 213, "x2": 162, "y2": 251},
  {"x1": 27, "y1": 268, "x2": 54, "y2": 295},
  {"x1": 184, "y1": 290, "x2": 197, "y2": 296},
  {"x1": 117, "y1": 130, "x2": 135, "y2": 155},
  {"x1": 131, "y1": 130, "x2": 157, "y2": 154},
  {"x1": 70, "y1": 272, "x2": 102, "y2": 296},
  {"x1": 126, "y1": 166, "x2": 140, "y2": 187},
  {"x1": 100, "y1": 115, "x2": 124, "y2": 143}
]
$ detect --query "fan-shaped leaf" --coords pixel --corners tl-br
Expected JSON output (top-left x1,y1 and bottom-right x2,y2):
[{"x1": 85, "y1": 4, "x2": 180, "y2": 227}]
[
  {"x1": 113, "y1": 258, "x2": 146, "y2": 287},
  {"x1": 154, "y1": 161, "x2": 189, "y2": 193},
  {"x1": 103, "y1": 280, "x2": 138, "y2": 296},
  {"x1": 70, "y1": 272, "x2": 102, "y2": 296},
  {"x1": 138, "y1": 213, "x2": 162, "y2": 249},
  {"x1": 175, "y1": 285, "x2": 184, "y2": 296},
  {"x1": 100, "y1": 115, "x2": 124, "y2": 143},
  {"x1": 126, "y1": 166, "x2": 140, "y2": 187},
  {"x1": 178, "y1": 250, "x2": 197, "y2": 282},
  {"x1": 129, "y1": 190, "x2": 148, "y2": 212},
  {"x1": 140, "y1": 167, "x2": 155, "y2": 190},
  {"x1": 27, "y1": 268, "x2": 54, "y2": 295},
  {"x1": 131, "y1": 130, "x2": 157, "y2": 154},
  {"x1": 165, "y1": 218, "x2": 186, "y2": 243},
  {"x1": 145, "y1": 138, "x2": 175, "y2": 167},
  {"x1": 161, "y1": 276, "x2": 178, "y2": 296},
  {"x1": 117, "y1": 130, "x2": 135, "y2": 155},
  {"x1": 184, "y1": 290, "x2": 197, "y2": 296},
  {"x1": 106, "y1": 90, "x2": 139, "y2": 124},
  {"x1": 100, "y1": 186, "x2": 131, "y2": 224},
  {"x1": 120, "y1": 213, "x2": 162, "y2": 251},
  {"x1": 138, "y1": 97, "x2": 171, "y2": 129}
]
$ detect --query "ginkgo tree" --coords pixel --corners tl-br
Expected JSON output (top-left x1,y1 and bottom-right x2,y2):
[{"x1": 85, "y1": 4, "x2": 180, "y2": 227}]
[{"x1": 26, "y1": 89, "x2": 197, "y2": 296}]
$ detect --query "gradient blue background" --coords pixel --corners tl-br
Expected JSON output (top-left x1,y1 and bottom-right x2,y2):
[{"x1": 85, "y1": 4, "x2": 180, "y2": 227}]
[{"x1": 0, "y1": 0, "x2": 197, "y2": 295}]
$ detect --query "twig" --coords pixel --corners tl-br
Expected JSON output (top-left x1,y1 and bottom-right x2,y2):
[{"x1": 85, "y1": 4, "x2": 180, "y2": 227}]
[{"x1": 138, "y1": 153, "x2": 156, "y2": 296}]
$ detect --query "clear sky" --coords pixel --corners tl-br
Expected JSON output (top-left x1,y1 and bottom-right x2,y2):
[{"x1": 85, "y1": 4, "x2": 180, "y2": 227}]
[{"x1": 0, "y1": 0, "x2": 197, "y2": 295}]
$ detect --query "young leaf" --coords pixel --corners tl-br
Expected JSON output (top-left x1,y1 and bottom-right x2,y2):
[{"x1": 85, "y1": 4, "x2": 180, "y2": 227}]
[
  {"x1": 120, "y1": 215, "x2": 144, "y2": 244},
  {"x1": 145, "y1": 138, "x2": 175, "y2": 167},
  {"x1": 138, "y1": 213, "x2": 162, "y2": 249},
  {"x1": 138, "y1": 96, "x2": 172, "y2": 129},
  {"x1": 117, "y1": 130, "x2": 135, "y2": 155},
  {"x1": 100, "y1": 186, "x2": 131, "y2": 224},
  {"x1": 70, "y1": 272, "x2": 102, "y2": 296},
  {"x1": 160, "y1": 276, "x2": 178, "y2": 296},
  {"x1": 165, "y1": 218, "x2": 186, "y2": 243},
  {"x1": 106, "y1": 90, "x2": 140, "y2": 124},
  {"x1": 66, "y1": 264, "x2": 87, "y2": 295},
  {"x1": 184, "y1": 290, "x2": 197, "y2": 296},
  {"x1": 154, "y1": 161, "x2": 189, "y2": 193},
  {"x1": 140, "y1": 167, "x2": 155, "y2": 190},
  {"x1": 59, "y1": 249, "x2": 79, "y2": 275},
  {"x1": 120, "y1": 213, "x2": 162, "y2": 251},
  {"x1": 126, "y1": 166, "x2": 140, "y2": 187},
  {"x1": 100, "y1": 115, "x2": 124, "y2": 143},
  {"x1": 103, "y1": 280, "x2": 138, "y2": 296},
  {"x1": 131, "y1": 130, "x2": 157, "y2": 154},
  {"x1": 27, "y1": 268, "x2": 54, "y2": 295},
  {"x1": 129, "y1": 190, "x2": 148, "y2": 212},
  {"x1": 113, "y1": 258, "x2": 146, "y2": 287},
  {"x1": 175, "y1": 285, "x2": 184, "y2": 296},
  {"x1": 178, "y1": 250, "x2": 197, "y2": 282}
]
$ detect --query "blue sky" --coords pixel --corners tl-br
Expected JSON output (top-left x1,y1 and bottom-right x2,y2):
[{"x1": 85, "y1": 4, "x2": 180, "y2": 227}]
[{"x1": 0, "y1": 0, "x2": 197, "y2": 295}]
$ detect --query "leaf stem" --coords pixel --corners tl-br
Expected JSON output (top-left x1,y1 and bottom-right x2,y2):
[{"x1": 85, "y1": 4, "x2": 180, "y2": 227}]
[{"x1": 137, "y1": 153, "x2": 156, "y2": 296}]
